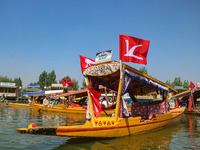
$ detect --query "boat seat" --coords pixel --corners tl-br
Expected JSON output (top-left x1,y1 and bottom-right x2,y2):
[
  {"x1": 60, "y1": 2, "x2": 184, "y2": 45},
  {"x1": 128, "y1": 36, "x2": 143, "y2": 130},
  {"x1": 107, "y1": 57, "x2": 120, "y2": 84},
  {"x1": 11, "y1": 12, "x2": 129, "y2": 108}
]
[{"x1": 131, "y1": 100, "x2": 168, "y2": 120}]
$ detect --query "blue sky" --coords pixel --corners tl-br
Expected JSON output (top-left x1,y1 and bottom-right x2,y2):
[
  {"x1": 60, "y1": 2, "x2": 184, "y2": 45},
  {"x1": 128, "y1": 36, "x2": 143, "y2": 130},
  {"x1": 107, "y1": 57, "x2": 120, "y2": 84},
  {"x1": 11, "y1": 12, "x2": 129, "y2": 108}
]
[{"x1": 0, "y1": 0, "x2": 200, "y2": 88}]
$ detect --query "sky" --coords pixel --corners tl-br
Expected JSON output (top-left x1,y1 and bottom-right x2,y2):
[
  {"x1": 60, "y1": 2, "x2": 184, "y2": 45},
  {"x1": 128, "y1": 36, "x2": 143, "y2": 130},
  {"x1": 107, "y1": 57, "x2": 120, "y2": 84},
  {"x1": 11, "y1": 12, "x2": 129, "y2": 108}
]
[{"x1": 0, "y1": 0, "x2": 200, "y2": 88}]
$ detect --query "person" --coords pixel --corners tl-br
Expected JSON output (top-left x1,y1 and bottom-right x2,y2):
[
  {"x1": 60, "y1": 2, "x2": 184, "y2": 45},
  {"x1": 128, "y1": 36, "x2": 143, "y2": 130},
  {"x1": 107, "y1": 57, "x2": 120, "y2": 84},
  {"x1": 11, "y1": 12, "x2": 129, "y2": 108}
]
[
  {"x1": 0, "y1": 96, "x2": 4, "y2": 102},
  {"x1": 43, "y1": 96, "x2": 50, "y2": 107},
  {"x1": 66, "y1": 95, "x2": 75, "y2": 107},
  {"x1": 0, "y1": 94, "x2": 6, "y2": 102},
  {"x1": 28, "y1": 97, "x2": 32, "y2": 104}
]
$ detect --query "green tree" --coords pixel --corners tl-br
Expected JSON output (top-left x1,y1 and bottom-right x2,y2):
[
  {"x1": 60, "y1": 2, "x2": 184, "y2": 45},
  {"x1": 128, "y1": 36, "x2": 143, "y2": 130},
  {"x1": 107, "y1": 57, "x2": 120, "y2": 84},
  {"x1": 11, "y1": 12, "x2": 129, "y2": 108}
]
[
  {"x1": 29, "y1": 82, "x2": 39, "y2": 85},
  {"x1": 71, "y1": 79, "x2": 79, "y2": 91},
  {"x1": 183, "y1": 80, "x2": 190, "y2": 89},
  {"x1": 139, "y1": 67, "x2": 148, "y2": 74},
  {"x1": 46, "y1": 70, "x2": 57, "y2": 87},
  {"x1": 0, "y1": 76, "x2": 12, "y2": 82},
  {"x1": 81, "y1": 79, "x2": 86, "y2": 89},
  {"x1": 165, "y1": 80, "x2": 172, "y2": 87},
  {"x1": 14, "y1": 77, "x2": 22, "y2": 88},
  {"x1": 172, "y1": 77, "x2": 182, "y2": 87},
  {"x1": 38, "y1": 71, "x2": 47, "y2": 90}
]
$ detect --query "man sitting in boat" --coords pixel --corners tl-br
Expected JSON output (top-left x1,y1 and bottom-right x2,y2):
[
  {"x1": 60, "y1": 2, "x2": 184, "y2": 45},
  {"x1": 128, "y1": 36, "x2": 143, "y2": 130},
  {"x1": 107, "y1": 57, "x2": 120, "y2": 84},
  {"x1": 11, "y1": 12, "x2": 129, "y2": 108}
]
[
  {"x1": 28, "y1": 96, "x2": 32, "y2": 104},
  {"x1": 67, "y1": 96, "x2": 87, "y2": 107},
  {"x1": 43, "y1": 96, "x2": 50, "y2": 107}
]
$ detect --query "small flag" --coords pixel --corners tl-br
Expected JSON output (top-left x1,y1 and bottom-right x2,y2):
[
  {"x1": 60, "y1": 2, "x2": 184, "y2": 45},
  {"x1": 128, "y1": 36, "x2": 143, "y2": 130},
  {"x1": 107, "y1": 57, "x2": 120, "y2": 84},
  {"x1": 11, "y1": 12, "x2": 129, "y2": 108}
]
[
  {"x1": 190, "y1": 81, "x2": 195, "y2": 90},
  {"x1": 62, "y1": 78, "x2": 74, "y2": 87},
  {"x1": 87, "y1": 85, "x2": 102, "y2": 118},
  {"x1": 80, "y1": 55, "x2": 95, "y2": 73},
  {"x1": 119, "y1": 35, "x2": 150, "y2": 65}
]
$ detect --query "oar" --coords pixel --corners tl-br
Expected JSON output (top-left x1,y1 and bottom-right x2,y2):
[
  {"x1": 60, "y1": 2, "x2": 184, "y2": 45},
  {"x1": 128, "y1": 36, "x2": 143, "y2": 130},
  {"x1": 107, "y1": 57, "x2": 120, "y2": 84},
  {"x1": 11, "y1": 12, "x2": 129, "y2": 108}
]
[{"x1": 103, "y1": 110, "x2": 109, "y2": 116}]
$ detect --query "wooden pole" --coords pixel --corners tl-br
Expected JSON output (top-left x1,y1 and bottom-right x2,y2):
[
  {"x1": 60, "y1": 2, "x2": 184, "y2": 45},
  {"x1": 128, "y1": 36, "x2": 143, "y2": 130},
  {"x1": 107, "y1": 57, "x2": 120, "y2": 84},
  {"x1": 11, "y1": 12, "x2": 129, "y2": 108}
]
[
  {"x1": 175, "y1": 98, "x2": 179, "y2": 108},
  {"x1": 105, "y1": 88, "x2": 109, "y2": 107},
  {"x1": 188, "y1": 95, "x2": 193, "y2": 111},
  {"x1": 112, "y1": 91, "x2": 115, "y2": 105},
  {"x1": 85, "y1": 76, "x2": 95, "y2": 126},
  {"x1": 115, "y1": 64, "x2": 124, "y2": 122}
]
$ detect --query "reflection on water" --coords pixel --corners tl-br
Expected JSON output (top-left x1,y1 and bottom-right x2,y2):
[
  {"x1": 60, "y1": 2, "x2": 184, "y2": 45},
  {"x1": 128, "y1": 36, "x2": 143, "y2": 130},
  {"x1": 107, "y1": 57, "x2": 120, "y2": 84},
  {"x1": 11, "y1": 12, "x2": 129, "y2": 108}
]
[
  {"x1": 170, "y1": 115, "x2": 200, "y2": 150},
  {"x1": 0, "y1": 105, "x2": 200, "y2": 150},
  {"x1": 0, "y1": 105, "x2": 85, "y2": 150}
]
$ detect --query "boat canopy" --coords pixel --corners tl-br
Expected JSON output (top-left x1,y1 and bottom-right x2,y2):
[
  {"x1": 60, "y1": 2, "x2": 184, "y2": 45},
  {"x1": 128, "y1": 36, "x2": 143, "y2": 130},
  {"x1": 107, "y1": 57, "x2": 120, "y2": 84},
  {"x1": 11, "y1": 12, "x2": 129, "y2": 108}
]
[
  {"x1": 84, "y1": 61, "x2": 176, "y2": 96},
  {"x1": 54, "y1": 89, "x2": 88, "y2": 98},
  {"x1": 171, "y1": 90, "x2": 191, "y2": 99},
  {"x1": 23, "y1": 90, "x2": 63, "y2": 96},
  {"x1": 54, "y1": 86, "x2": 109, "y2": 99},
  {"x1": 171, "y1": 87, "x2": 200, "y2": 100}
]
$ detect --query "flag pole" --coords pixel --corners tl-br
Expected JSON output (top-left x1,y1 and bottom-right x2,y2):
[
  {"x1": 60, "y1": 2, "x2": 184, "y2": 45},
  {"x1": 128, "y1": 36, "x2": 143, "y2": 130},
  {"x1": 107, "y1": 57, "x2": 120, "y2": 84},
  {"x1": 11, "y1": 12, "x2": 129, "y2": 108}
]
[
  {"x1": 120, "y1": 60, "x2": 122, "y2": 79},
  {"x1": 115, "y1": 62, "x2": 124, "y2": 122}
]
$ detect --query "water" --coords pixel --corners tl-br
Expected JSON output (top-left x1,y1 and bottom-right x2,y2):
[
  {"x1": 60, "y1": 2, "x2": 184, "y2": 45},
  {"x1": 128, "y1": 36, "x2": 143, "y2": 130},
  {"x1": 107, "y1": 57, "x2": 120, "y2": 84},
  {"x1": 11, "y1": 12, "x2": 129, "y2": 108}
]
[{"x1": 0, "y1": 105, "x2": 199, "y2": 150}]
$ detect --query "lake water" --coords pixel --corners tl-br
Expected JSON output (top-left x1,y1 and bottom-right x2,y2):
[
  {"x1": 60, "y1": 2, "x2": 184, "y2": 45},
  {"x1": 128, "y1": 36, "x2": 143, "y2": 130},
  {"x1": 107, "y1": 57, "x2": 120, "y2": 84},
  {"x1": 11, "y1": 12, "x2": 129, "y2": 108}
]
[{"x1": 0, "y1": 104, "x2": 199, "y2": 150}]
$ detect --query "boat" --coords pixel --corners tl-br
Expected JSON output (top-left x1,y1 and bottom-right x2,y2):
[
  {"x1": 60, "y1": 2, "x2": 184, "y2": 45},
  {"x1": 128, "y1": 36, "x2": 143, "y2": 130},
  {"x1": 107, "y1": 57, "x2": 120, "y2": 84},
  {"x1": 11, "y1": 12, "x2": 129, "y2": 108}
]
[
  {"x1": 171, "y1": 87, "x2": 200, "y2": 115},
  {"x1": 0, "y1": 90, "x2": 64, "y2": 109},
  {"x1": 35, "y1": 88, "x2": 117, "y2": 115},
  {"x1": 16, "y1": 61, "x2": 185, "y2": 137},
  {"x1": 0, "y1": 101, "x2": 42, "y2": 109}
]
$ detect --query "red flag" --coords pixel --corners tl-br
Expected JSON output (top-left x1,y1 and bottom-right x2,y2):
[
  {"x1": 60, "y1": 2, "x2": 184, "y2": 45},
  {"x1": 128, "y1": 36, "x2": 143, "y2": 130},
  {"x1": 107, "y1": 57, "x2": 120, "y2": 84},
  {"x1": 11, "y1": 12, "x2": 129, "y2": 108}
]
[
  {"x1": 119, "y1": 35, "x2": 150, "y2": 65},
  {"x1": 80, "y1": 55, "x2": 95, "y2": 73},
  {"x1": 87, "y1": 85, "x2": 102, "y2": 118},
  {"x1": 190, "y1": 81, "x2": 195, "y2": 90},
  {"x1": 62, "y1": 78, "x2": 74, "y2": 87}
]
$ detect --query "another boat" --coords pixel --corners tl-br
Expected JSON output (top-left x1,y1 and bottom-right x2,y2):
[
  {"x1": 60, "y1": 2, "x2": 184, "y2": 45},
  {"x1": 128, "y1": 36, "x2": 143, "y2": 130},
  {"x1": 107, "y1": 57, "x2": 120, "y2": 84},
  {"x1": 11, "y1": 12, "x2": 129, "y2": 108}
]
[
  {"x1": 171, "y1": 87, "x2": 200, "y2": 115},
  {"x1": 32, "y1": 88, "x2": 116, "y2": 115},
  {"x1": 0, "y1": 101, "x2": 42, "y2": 109},
  {"x1": 16, "y1": 62, "x2": 185, "y2": 137},
  {"x1": 0, "y1": 90, "x2": 64, "y2": 109}
]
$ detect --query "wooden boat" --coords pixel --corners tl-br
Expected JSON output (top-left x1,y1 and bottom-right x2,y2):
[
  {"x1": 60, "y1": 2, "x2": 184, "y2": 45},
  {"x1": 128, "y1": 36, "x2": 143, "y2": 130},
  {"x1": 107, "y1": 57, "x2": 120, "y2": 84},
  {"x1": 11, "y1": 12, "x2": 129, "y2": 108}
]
[
  {"x1": 0, "y1": 90, "x2": 64, "y2": 109},
  {"x1": 16, "y1": 62, "x2": 185, "y2": 137},
  {"x1": 0, "y1": 101, "x2": 42, "y2": 109},
  {"x1": 35, "y1": 88, "x2": 117, "y2": 115},
  {"x1": 35, "y1": 104, "x2": 116, "y2": 115},
  {"x1": 171, "y1": 87, "x2": 200, "y2": 115}
]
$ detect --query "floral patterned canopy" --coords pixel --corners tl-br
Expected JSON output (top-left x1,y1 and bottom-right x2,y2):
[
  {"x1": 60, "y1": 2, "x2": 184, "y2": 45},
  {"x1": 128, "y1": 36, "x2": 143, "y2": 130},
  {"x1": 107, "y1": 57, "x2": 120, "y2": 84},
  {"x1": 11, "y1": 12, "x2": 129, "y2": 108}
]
[{"x1": 84, "y1": 62, "x2": 171, "y2": 97}]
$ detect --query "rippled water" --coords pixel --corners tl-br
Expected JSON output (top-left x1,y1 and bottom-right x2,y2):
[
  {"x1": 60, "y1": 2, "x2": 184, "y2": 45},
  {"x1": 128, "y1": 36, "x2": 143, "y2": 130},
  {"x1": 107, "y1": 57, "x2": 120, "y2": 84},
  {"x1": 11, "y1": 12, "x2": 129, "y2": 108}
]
[{"x1": 0, "y1": 104, "x2": 199, "y2": 150}]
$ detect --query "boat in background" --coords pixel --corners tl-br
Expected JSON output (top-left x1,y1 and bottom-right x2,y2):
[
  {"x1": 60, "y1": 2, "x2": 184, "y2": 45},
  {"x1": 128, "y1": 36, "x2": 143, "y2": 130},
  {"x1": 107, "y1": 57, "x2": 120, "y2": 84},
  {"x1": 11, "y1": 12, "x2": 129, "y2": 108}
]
[
  {"x1": 0, "y1": 90, "x2": 64, "y2": 109},
  {"x1": 36, "y1": 88, "x2": 117, "y2": 115},
  {"x1": 17, "y1": 62, "x2": 185, "y2": 137},
  {"x1": 171, "y1": 87, "x2": 200, "y2": 115}
]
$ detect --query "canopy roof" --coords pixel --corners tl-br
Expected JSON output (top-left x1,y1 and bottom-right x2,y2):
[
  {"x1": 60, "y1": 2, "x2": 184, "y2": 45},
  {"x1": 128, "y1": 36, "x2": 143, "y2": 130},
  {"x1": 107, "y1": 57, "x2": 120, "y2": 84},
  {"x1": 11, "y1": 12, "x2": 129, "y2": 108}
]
[
  {"x1": 23, "y1": 90, "x2": 63, "y2": 96},
  {"x1": 54, "y1": 86, "x2": 108, "y2": 99},
  {"x1": 171, "y1": 87, "x2": 200, "y2": 100},
  {"x1": 84, "y1": 61, "x2": 176, "y2": 95},
  {"x1": 171, "y1": 90, "x2": 191, "y2": 99},
  {"x1": 54, "y1": 89, "x2": 88, "y2": 98}
]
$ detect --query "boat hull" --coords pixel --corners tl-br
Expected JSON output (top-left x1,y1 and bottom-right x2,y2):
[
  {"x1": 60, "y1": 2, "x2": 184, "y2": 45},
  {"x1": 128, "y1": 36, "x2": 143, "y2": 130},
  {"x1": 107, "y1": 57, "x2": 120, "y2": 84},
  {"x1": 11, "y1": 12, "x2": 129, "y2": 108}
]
[
  {"x1": 36, "y1": 105, "x2": 116, "y2": 115},
  {"x1": 17, "y1": 107, "x2": 185, "y2": 137},
  {"x1": 0, "y1": 102, "x2": 42, "y2": 109}
]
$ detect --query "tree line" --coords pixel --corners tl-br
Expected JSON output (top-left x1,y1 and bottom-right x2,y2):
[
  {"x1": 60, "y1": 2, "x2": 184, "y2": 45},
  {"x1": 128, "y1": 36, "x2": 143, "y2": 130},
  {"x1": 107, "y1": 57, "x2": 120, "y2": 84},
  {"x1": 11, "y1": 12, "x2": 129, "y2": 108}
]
[
  {"x1": 0, "y1": 76, "x2": 22, "y2": 88},
  {"x1": 139, "y1": 67, "x2": 190, "y2": 89},
  {"x1": 0, "y1": 67, "x2": 190, "y2": 91},
  {"x1": 28, "y1": 70, "x2": 84, "y2": 90}
]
